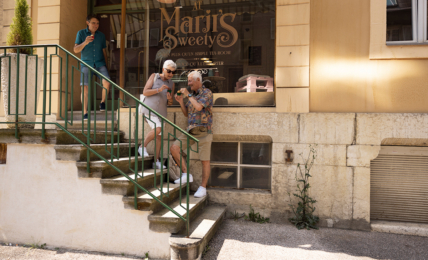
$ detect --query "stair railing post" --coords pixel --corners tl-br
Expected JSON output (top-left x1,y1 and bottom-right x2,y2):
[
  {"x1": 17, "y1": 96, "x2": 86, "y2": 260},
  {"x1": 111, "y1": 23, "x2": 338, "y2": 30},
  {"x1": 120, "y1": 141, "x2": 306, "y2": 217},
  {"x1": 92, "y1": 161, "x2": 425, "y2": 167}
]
[
  {"x1": 87, "y1": 68, "x2": 92, "y2": 174},
  {"x1": 42, "y1": 47, "x2": 48, "y2": 140},
  {"x1": 134, "y1": 106, "x2": 139, "y2": 210},
  {"x1": 65, "y1": 52, "x2": 69, "y2": 130},
  {"x1": 15, "y1": 48, "x2": 20, "y2": 139}
]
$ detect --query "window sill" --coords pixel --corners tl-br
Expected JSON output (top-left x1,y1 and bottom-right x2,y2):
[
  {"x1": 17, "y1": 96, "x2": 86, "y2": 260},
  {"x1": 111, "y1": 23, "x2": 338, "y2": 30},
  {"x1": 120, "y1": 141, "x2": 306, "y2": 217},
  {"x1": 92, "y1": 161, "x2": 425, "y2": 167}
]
[
  {"x1": 207, "y1": 187, "x2": 272, "y2": 195},
  {"x1": 386, "y1": 42, "x2": 428, "y2": 46}
]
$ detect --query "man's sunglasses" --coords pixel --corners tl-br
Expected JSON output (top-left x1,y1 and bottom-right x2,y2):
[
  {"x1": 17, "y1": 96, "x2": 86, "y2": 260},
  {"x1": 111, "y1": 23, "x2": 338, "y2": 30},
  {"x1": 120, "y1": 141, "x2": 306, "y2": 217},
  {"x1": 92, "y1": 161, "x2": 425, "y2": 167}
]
[{"x1": 165, "y1": 68, "x2": 177, "y2": 74}]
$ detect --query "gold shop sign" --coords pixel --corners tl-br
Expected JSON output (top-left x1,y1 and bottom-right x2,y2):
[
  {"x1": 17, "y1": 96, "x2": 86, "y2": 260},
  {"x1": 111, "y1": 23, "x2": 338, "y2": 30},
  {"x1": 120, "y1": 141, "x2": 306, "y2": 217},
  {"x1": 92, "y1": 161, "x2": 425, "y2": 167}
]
[{"x1": 159, "y1": 7, "x2": 239, "y2": 50}]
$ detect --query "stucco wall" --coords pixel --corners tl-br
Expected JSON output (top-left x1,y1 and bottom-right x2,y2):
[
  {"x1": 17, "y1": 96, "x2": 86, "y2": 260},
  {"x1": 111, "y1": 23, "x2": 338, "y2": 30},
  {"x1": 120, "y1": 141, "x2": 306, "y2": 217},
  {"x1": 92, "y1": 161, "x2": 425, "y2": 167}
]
[
  {"x1": 0, "y1": 144, "x2": 170, "y2": 259},
  {"x1": 118, "y1": 110, "x2": 428, "y2": 230},
  {"x1": 310, "y1": 0, "x2": 428, "y2": 113}
]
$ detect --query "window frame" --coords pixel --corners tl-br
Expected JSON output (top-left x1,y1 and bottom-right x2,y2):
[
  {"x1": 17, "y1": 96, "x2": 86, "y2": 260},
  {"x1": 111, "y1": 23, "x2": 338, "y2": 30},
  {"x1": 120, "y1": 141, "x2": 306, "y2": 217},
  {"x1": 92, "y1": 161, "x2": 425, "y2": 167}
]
[
  {"x1": 209, "y1": 141, "x2": 272, "y2": 190},
  {"x1": 387, "y1": 0, "x2": 428, "y2": 45}
]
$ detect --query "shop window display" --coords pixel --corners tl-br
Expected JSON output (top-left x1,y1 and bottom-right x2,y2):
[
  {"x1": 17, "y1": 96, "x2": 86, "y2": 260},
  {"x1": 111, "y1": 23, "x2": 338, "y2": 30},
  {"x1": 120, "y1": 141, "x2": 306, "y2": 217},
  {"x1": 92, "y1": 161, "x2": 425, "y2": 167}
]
[{"x1": 93, "y1": 0, "x2": 276, "y2": 107}]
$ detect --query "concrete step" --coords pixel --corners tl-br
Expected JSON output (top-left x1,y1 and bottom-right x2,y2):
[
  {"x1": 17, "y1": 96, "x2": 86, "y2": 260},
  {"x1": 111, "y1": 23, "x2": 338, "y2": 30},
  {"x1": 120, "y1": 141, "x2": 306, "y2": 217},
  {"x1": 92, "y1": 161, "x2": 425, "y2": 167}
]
[
  {"x1": 371, "y1": 220, "x2": 428, "y2": 237},
  {"x1": 54, "y1": 143, "x2": 136, "y2": 161},
  {"x1": 100, "y1": 168, "x2": 165, "y2": 196},
  {"x1": 68, "y1": 110, "x2": 116, "y2": 121},
  {"x1": 123, "y1": 183, "x2": 184, "y2": 212},
  {"x1": 56, "y1": 120, "x2": 117, "y2": 131},
  {"x1": 56, "y1": 129, "x2": 124, "y2": 145},
  {"x1": 170, "y1": 205, "x2": 227, "y2": 260},
  {"x1": 76, "y1": 155, "x2": 153, "y2": 178},
  {"x1": 148, "y1": 195, "x2": 208, "y2": 234}
]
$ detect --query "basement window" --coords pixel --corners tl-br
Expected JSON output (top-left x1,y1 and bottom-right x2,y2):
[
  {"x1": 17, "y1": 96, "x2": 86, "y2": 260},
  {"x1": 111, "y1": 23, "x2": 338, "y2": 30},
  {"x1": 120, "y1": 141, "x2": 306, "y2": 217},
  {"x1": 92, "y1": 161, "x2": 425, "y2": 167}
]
[{"x1": 209, "y1": 142, "x2": 271, "y2": 190}]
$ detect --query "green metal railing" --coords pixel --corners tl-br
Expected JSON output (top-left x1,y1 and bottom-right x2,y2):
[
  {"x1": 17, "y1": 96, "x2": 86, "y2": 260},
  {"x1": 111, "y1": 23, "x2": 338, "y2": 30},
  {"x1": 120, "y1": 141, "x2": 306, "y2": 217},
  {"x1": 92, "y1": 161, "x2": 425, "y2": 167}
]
[{"x1": 0, "y1": 44, "x2": 198, "y2": 236}]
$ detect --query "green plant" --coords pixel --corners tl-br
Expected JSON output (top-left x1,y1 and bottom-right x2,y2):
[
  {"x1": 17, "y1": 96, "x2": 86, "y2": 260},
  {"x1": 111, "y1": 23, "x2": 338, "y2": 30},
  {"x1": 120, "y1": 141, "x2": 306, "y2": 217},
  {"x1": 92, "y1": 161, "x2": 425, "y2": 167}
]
[
  {"x1": 202, "y1": 245, "x2": 211, "y2": 257},
  {"x1": 6, "y1": 0, "x2": 33, "y2": 54},
  {"x1": 244, "y1": 205, "x2": 270, "y2": 224},
  {"x1": 144, "y1": 251, "x2": 149, "y2": 260},
  {"x1": 28, "y1": 243, "x2": 46, "y2": 249},
  {"x1": 288, "y1": 145, "x2": 320, "y2": 230},
  {"x1": 229, "y1": 210, "x2": 245, "y2": 221}
]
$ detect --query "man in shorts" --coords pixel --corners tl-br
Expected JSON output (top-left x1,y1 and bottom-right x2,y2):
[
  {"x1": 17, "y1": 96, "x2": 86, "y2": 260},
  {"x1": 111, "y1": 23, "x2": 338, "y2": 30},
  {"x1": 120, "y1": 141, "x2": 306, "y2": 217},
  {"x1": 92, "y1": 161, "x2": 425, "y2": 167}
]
[
  {"x1": 170, "y1": 71, "x2": 213, "y2": 198},
  {"x1": 74, "y1": 14, "x2": 111, "y2": 120}
]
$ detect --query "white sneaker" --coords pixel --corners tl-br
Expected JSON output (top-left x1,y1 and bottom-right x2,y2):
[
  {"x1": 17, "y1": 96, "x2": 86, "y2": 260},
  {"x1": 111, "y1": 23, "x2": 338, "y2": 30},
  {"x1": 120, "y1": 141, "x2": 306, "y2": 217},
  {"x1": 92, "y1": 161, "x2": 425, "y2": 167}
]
[
  {"x1": 194, "y1": 186, "x2": 207, "y2": 198},
  {"x1": 153, "y1": 160, "x2": 166, "y2": 169},
  {"x1": 138, "y1": 146, "x2": 150, "y2": 157},
  {"x1": 174, "y1": 173, "x2": 193, "y2": 184}
]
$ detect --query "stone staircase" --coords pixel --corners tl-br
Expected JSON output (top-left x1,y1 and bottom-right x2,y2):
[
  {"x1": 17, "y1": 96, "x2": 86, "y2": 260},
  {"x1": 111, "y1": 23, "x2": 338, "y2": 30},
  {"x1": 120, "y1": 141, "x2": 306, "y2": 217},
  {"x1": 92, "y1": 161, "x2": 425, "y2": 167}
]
[{"x1": 53, "y1": 111, "x2": 226, "y2": 260}]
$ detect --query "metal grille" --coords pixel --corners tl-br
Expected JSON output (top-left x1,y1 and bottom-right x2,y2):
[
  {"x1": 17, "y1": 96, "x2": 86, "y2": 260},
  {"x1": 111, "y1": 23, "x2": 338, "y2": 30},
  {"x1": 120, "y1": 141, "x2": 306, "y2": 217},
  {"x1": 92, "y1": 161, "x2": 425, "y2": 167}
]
[{"x1": 371, "y1": 146, "x2": 428, "y2": 223}]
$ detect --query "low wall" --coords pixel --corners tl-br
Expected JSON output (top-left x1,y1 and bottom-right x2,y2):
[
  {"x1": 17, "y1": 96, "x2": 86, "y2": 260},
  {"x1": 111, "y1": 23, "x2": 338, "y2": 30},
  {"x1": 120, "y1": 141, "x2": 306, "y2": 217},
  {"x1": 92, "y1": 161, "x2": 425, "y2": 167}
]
[
  {"x1": 0, "y1": 144, "x2": 170, "y2": 259},
  {"x1": 121, "y1": 111, "x2": 428, "y2": 230}
]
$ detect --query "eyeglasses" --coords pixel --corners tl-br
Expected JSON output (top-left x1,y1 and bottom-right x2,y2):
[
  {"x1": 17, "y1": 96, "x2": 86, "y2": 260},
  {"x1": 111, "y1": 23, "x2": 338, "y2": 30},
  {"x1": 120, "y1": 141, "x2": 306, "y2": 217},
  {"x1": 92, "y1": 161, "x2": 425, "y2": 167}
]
[{"x1": 164, "y1": 68, "x2": 176, "y2": 74}]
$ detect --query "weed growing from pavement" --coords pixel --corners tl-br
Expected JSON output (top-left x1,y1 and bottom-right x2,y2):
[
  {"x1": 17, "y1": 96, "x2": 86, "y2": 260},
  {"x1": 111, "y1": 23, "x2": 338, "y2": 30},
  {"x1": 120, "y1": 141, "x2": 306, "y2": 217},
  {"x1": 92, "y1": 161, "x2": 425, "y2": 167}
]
[
  {"x1": 229, "y1": 210, "x2": 245, "y2": 221},
  {"x1": 244, "y1": 205, "x2": 270, "y2": 224},
  {"x1": 27, "y1": 243, "x2": 46, "y2": 249},
  {"x1": 144, "y1": 251, "x2": 149, "y2": 260},
  {"x1": 202, "y1": 245, "x2": 211, "y2": 257},
  {"x1": 288, "y1": 144, "x2": 320, "y2": 230}
]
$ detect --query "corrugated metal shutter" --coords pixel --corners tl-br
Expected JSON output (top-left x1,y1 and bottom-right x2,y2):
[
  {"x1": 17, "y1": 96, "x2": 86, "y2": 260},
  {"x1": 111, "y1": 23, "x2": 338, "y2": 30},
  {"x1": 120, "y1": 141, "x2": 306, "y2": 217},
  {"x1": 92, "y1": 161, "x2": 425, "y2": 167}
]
[{"x1": 371, "y1": 146, "x2": 428, "y2": 223}]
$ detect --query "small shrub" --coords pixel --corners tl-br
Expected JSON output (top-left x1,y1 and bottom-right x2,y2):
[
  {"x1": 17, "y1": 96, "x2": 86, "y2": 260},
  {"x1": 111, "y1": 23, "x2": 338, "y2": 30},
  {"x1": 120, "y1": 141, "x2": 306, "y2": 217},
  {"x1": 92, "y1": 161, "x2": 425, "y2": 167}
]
[
  {"x1": 288, "y1": 145, "x2": 319, "y2": 230},
  {"x1": 6, "y1": 0, "x2": 33, "y2": 54},
  {"x1": 245, "y1": 205, "x2": 269, "y2": 224}
]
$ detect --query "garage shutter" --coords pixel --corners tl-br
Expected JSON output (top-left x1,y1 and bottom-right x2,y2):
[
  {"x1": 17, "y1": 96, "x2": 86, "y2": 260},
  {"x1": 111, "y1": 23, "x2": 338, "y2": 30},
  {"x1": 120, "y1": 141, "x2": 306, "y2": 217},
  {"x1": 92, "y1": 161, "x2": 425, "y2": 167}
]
[{"x1": 370, "y1": 146, "x2": 428, "y2": 223}]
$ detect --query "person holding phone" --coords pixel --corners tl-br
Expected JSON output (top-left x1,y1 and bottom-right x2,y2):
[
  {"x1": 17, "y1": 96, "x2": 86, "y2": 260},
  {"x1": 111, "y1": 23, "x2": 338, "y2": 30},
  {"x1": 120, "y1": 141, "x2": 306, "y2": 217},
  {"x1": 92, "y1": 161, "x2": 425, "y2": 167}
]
[
  {"x1": 74, "y1": 14, "x2": 110, "y2": 120},
  {"x1": 139, "y1": 60, "x2": 176, "y2": 169}
]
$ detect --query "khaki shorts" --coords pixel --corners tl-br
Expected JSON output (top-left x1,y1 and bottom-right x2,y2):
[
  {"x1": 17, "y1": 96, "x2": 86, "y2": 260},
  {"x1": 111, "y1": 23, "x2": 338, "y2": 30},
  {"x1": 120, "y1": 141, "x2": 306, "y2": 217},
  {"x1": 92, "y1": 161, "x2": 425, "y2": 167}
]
[{"x1": 173, "y1": 126, "x2": 213, "y2": 161}]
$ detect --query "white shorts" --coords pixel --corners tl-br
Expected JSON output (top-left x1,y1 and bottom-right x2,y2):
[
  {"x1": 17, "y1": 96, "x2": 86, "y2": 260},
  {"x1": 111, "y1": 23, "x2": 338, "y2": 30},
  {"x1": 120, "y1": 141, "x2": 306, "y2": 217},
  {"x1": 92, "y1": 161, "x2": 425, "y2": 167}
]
[{"x1": 143, "y1": 113, "x2": 162, "y2": 131}]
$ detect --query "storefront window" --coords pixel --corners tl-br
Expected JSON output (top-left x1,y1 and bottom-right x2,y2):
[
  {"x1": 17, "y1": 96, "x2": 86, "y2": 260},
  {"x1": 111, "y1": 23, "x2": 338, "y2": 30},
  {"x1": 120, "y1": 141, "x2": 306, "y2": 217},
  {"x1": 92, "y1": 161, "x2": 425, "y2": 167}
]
[{"x1": 93, "y1": 0, "x2": 276, "y2": 107}]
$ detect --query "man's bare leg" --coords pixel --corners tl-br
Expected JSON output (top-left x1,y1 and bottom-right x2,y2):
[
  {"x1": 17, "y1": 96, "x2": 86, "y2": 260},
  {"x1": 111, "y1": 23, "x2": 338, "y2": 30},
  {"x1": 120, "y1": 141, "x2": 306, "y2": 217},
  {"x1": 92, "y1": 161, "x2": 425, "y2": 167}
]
[
  {"x1": 101, "y1": 79, "x2": 110, "y2": 103},
  {"x1": 201, "y1": 161, "x2": 211, "y2": 188},
  {"x1": 170, "y1": 144, "x2": 187, "y2": 173},
  {"x1": 81, "y1": 85, "x2": 88, "y2": 114}
]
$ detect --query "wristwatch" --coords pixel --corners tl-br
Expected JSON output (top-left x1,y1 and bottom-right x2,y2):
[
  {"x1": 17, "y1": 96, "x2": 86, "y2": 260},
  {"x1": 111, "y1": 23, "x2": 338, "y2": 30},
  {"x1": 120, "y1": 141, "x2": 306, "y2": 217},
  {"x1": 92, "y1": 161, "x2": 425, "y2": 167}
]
[{"x1": 188, "y1": 93, "x2": 193, "y2": 98}]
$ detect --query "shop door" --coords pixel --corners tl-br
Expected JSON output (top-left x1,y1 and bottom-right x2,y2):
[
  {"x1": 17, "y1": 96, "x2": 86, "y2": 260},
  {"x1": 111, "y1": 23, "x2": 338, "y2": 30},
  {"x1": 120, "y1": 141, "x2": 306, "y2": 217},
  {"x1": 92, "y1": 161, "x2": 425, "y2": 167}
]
[
  {"x1": 370, "y1": 146, "x2": 428, "y2": 223},
  {"x1": 97, "y1": 11, "x2": 150, "y2": 107}
]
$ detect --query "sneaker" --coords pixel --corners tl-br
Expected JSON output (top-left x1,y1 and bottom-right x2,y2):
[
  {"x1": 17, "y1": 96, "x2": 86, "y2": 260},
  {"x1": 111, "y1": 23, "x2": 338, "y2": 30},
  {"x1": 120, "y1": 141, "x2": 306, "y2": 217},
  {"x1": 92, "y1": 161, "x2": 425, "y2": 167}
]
[
  {"x1": 99, "y1": 102, "x2": 106, "y2": 111},
  {"x1": 153, "y1": 160, "x2": 166, "y2": 169},
  {"x1": 138, "y1": 146, "x2": 150, "y2": 157},
  {"x1": 194, "y1": 186, "x2": 207, "y2": 198},
  {"x1": 83, "y1": 113, "x2": 88, "y2": 120},
  {"x1": 174, "y1": 173, "x2": 193, "y2": 184}
]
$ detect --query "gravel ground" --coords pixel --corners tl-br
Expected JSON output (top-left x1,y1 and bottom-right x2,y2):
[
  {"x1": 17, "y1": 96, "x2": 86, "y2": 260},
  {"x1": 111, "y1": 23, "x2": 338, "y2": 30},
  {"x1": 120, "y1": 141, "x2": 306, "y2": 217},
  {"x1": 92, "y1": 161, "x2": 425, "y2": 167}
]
[
  {"x1": 2, "y1": 220, "x2": 428, "y2": 260},
  {"x1": 0, "y1": 245, "x2": 151, "y2": 260},
  {"x1": 202, "y1": 219, "x2": 428, "y2": 260}
]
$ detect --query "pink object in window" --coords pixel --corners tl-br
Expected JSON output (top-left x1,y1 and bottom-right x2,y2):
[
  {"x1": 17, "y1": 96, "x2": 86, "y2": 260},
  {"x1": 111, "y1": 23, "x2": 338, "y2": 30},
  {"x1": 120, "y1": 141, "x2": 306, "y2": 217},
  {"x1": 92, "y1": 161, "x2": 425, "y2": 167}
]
[{"x1": 235, "y1": 74, "x2": 274, "y2": 93}]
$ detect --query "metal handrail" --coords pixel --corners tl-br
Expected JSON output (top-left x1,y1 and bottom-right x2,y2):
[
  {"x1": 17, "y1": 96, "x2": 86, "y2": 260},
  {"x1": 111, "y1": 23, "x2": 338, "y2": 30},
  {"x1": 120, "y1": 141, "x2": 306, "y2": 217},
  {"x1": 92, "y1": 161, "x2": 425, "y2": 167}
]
[{"x1": 0, "y1": 44, "x2": 198, "y2": 236}]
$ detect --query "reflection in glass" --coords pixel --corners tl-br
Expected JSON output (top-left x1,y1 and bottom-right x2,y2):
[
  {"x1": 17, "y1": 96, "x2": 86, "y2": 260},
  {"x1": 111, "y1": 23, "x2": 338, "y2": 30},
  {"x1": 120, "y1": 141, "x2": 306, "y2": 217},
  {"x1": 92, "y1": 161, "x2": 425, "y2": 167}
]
[
  {"x1": 209, "y1": 166, "x2": 238, "y2": 188},
  {"x1": 210, "y1": 142, "x2": 238, "y2": 164},
  {"x1": 94, "y1": 0, "x2": 276, "y2": 106},
  {"x1": 241, "y1": 143, "x2": 271, "y2": 166},
  {"x1": 386, "y1": 0, "x2": 413, "y2": 41},
  {"x1": 241, "y1": 167, "x2": 271, "y2": 190}
]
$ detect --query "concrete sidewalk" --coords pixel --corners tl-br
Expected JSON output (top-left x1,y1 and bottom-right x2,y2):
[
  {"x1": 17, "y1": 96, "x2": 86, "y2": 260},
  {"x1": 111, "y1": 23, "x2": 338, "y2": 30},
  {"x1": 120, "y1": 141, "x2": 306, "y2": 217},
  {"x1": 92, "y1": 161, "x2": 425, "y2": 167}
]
[
  {"x1": 202, "y1": 219, "x2": 428, "y2": 260},
  {"x1": 2, "y1": 219, "x2": 428, "y2": 260}
]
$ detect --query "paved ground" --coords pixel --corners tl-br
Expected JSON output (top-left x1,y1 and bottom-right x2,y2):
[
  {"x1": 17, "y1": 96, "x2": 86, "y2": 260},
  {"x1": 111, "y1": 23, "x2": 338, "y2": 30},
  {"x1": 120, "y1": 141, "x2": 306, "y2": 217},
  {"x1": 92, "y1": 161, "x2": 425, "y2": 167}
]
[
  {"x1": 1, "y1": 220, "x2": 428, "y2": 260},
  {"x1": 202, "y1": 219, "x2": 428, "y2": 260}
]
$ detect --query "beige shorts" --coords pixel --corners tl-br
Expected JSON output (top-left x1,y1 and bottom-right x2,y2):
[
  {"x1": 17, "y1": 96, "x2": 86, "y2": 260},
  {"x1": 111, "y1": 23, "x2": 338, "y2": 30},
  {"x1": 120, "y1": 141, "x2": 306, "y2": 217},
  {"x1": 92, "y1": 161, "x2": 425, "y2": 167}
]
[{"x1": 173, "y1": 126, "x2": 213, "y2": 161}]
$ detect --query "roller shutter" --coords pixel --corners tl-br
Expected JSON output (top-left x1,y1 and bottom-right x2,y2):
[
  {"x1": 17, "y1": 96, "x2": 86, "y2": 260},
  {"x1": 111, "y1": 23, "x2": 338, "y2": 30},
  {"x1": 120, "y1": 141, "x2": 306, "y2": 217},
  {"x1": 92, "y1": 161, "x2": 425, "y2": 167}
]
[{"x1": 370, "y1": 146, "x2": 428, "y2": 223}]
